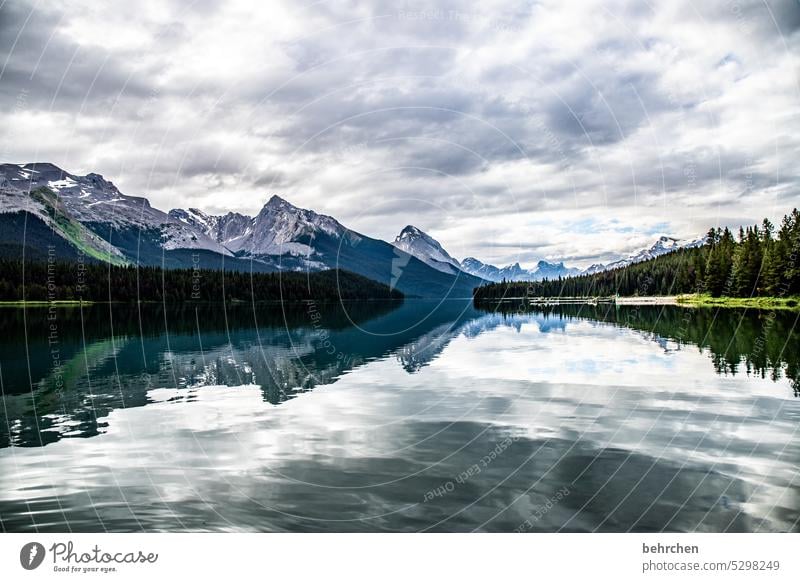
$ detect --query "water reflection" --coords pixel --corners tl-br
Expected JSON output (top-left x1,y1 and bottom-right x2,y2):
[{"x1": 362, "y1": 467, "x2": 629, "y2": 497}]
[
  {"x1": 481, "y1": 301, "x2": 800, "y2": 395},
  {"x1": 0, "y1": 300, "x2": 484, "y2": 447},
  {"x1": 0, "y1": 300, "x2": 798, "y2": 532}
]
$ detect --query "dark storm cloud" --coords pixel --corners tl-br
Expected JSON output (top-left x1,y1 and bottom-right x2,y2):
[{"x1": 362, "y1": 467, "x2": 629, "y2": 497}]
[
  {"x1": 0, "y1": 3, "x2": 156, "y2": 112},
  {"x1": 544, "y1": 71, "x2": 672, "y2": 145},
  {"x1": 176, "y1": 145, "x2": 245, "y2": 179},
  {"x1": 252, "y1": 170, "x2": 292, "y2": 189},
  {"x1": 689, "y1": 0, "x2": 800, "y2": 40}
]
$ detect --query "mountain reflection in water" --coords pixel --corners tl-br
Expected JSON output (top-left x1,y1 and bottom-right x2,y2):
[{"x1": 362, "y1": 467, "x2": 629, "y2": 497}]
[{"x1": 0, "y1": 299, "x2": 798, "y2": 532}]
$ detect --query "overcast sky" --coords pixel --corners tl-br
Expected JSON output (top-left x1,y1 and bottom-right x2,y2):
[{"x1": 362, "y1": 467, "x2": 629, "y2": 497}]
[{"x1": 1, "y1": 0, "x2": 798, "y2": 267}]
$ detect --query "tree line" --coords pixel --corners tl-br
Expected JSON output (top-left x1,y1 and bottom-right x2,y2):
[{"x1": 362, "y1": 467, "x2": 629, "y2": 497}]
[
  {"x1": 474, "y1": 209, "x2": 800, "y2": 300},
  {"x1": 0, "y1": 259, "x2": 403, "y2": 302}
]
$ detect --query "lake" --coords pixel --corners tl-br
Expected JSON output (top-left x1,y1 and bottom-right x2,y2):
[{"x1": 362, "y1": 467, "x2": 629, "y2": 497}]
[{"x1": 0, "y1": 299, "x2": 798, "y2": 532}]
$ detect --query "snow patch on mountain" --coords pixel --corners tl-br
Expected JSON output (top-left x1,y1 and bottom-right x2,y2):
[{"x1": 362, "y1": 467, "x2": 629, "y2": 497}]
[
  {"x1": 0, "y1": 169, "x2": 126, "y2": 261},
  {"x1": 597, "y1": 235, "x2": 703, "y2": 272},
  {"x1": 392, "y1": 225, "x2": 462, "y2": 274},
  {"x1": 460, "y1": 257, "x2": 580, "y2": 282},
  {"x1": 239, "y1": 195, "x2": 345, "y2": 257},
  {"x1": 169, "y1": 208, "x2": 255, "y2": 252},
  {"x1": 0, "y1": 163, "x2": 233, "y2": 257},
  {"x1": 170, "y1": 195, "x2": 350, "y2": 260},
  {"x1": 532, "y1": 260, "x2": 581, "y2": 280},
  {"x1": 460, "y1": 257, "x2": 501, "y2": 281},
  {"x1": 580, "y1": 263, "x2": 602, "y2": 275}
]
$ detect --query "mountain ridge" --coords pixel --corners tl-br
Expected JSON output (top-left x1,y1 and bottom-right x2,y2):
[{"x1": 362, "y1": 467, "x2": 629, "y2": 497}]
[
  {"x1": 392, "y1": 225, "x2": 463, "y2": 275},
  {"x1": 0, "y1": 163, "x2": 483, "y2": 298},
  {"x1": 385, "y1": 223, "x2": 703, "y2": 283},
  {"x1": 1, "y1": 161, "x2": 705, "y2": 292},
  {"x1": 457, "y1": 236, "x2": 705, "y2": 281}
]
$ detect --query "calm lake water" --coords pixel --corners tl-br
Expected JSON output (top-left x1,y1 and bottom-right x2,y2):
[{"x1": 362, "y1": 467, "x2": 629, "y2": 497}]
[{"x1": 0, "y1": 299, "x2": 798, "y2": 532}]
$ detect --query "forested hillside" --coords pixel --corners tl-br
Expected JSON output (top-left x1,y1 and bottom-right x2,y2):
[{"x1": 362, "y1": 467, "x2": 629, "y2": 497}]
[
  {"x1": 0, "y1": 260, "x2": 403, "y2": 302},
  {"x1": 474, "y1": 209, "x2": 800, "y2": 300}
]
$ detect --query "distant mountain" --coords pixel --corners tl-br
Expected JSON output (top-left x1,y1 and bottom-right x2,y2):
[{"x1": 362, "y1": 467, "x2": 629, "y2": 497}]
[
  {"x1": 176, "y1": 198, "x2": 484, "y2": 297},
  {"x1": 582, "y1": 263, "x2": 606, "y2": 275},
  {"x1": 495, "y1": 263, "x2": 529, "y2": 281},
  {"x1": 0, "y1": 161, "x2": 706, "y2": 295},
  {"x1": 168, "y1": 208, "x2": 253, "y2": 250},
  {"x1": 392, "y1": 225, "x2": 463, "y2": 275},
  {"x1": 603, "y1": 235, "x2": 681, "y2": 270},
  {"x1": 391, "y1": 227, "x2": 580, "y2": 282},
  {"x1": 593, "y1": 235, "x2": 706, "y2": 272},
  {"x1": 0, "y1": 163, "x2": 483, "y2": 298},
  {"x1": 532, "y1": 260, "x2": 581, "y2": 280},
  {"x1": 460, "y1": 257, "x2": 502, "y2": 281},
  {"x1": 170, "y1": 195, "x2": 347, "y2": 269},
  {"x1": 460, "y1": 258, "x2": 579, "y2": 282},
  {"x1": 460, "y1": 235, "x2": 706, "y2": 282}
]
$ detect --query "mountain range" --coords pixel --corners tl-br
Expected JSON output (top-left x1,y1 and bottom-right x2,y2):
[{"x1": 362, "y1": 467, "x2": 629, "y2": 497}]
[
  {"x1": 0, "y1": 163, "x2": 484, "y2": 298},
  {"x1": 395, "y1": 227, "x2": 705, "y2": 282},
  {"x1": 0, "y1": 162, "x2": 704, "y2": 296},
  {"x1": 458, "y1": 257, "x2": 581, "y2": 282}
]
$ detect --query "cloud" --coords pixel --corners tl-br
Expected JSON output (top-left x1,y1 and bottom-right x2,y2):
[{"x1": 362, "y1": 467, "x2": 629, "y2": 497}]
[{"x1": 0, "y1": 0, "x2": 798, "y2": 268}]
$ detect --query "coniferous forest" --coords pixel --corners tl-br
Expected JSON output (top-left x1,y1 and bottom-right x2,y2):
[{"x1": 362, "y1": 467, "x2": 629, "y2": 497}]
[
  {"x1": 0, "y1": 260, "x2": 403, "y2": 303},
  {"x1": 474, "y1": 209, "x2": 800, "y2": 301}
]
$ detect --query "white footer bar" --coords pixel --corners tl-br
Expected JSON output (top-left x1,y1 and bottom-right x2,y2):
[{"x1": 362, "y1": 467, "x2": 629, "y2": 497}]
[{"x1": 1, "y1": 533, "x2": 796, "y2": 581}]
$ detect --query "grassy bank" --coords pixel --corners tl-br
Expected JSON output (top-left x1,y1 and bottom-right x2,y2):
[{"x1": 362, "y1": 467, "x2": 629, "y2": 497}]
[{"x1": 676, "y1": 293, "x2": 800, "y2": 310}]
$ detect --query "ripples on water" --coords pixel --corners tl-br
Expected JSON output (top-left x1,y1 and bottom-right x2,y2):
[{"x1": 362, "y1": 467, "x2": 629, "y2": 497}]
[{"x1": 0, "y1": 300, "x2": 798, "y2": 532}]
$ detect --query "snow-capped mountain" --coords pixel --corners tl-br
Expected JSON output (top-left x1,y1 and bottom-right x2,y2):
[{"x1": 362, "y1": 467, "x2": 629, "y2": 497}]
[
  {"x1": 496, "y1": 263, "x2": 531, "y2": 281},
  {"x1": 239, "y1": 195, "x2": 346, "y2": 257},
  {"x1": 682, "y1": 235, "x2": 708, "y2": 250},
  {"x1": 168, "y1": 208, "x2": 253, "y2": 250},
  {"x1": 0, "y1": 161, "x2": 709, "y2": 295},
  {"x1": 459, "y1": 234, "x2": 705, "y2": 282},
  {"x1": 615, "y1": 235, "x2": 681, "y2": 267},
  {"x1": 0, "y1": 164, "x2": 127, "y2": 263},
  {"x1": 171, "y1": 198, "x2": 484, "y2": 296},
  {"x1": 0, "y1": 163, "x2": 233, "y2": 258},
  {"x1": 594, "y1": 235, "x2": 705, "y2": 272},
  {"x1": 459, "y1": 258, "x2": 579, "y2": 282},
  {"x1": 0, "y1": 163, "x2": 483, "y2": 297},
  {"x1": 392, "y1": 225, "x2": 462, "y2": 275},
  {"x1": 393, "y1": 228, "x2": 580, "y2": 282},
  {"x1": 532, "y1": 260, "x2": 581, "y2": 280},
  {"x1": 170, "y1": 196, "x2": 345, "y2": 261},
  {"x1": 460, "y1": 257, "x2": 502, "y2": 281},
  {"x1": 583, "y1": 263, "x2": 606, "y2": 275}
]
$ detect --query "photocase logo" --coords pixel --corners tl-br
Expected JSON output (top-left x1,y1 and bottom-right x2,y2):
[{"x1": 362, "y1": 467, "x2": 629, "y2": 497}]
[{"x1": 20, "y1": 542, "x2": 46, "y2": 570}]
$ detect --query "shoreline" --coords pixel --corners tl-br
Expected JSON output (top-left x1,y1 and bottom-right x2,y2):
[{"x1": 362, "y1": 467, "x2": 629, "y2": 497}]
[
  {"x1": 0, "y1": 298, "x2": 406, "y2": 308},
  {"x1": 613, "y1": 296, "x2": 679, "y2": 306},
  {"x1": 675, "y1": 294, "x2": 800, "y2": 310},
  {"x1": 478, "y1": 294, "x2": 800, "y2": 310}
]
